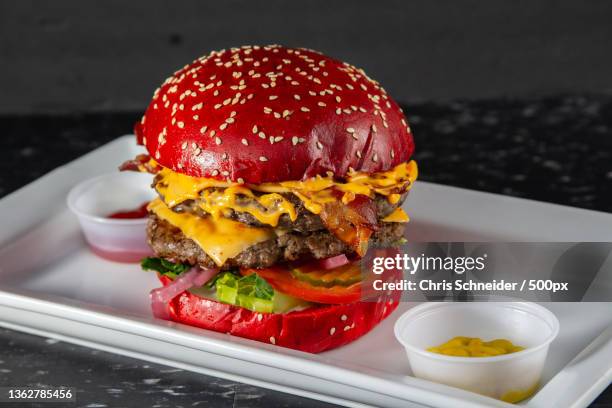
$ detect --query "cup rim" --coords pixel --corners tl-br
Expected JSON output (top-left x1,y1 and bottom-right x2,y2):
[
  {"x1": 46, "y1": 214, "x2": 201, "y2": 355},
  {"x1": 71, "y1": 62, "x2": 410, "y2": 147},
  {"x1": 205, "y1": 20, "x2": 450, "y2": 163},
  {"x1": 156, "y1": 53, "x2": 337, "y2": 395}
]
[
  {"x1": 393, "y1": 301, "x2": 560, "y2": 364},
  {"x1": 67, "y1": 172, "x2": 152, "y2": 226}
]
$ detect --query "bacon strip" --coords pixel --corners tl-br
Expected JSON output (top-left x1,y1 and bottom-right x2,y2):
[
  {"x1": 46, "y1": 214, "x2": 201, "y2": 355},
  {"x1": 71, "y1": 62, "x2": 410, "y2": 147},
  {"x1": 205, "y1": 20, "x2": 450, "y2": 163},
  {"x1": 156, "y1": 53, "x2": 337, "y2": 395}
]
[
  {"x1": 319, "y1": 194, "x2": 377, "y2": 257},
  {"x1": 118, "y1": 154, "x2": 159, "y2": 174}
]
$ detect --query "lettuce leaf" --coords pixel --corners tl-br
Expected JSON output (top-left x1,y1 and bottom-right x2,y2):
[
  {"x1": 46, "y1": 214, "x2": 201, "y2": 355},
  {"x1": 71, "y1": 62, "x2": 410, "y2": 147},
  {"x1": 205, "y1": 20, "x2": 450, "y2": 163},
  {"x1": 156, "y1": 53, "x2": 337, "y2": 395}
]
[
  {"x1": 215, "y1": 271, "x2": 274, "y2": 313},
  {"x1": 140, "y1": 257, "x2": 190, "y2": 279}
]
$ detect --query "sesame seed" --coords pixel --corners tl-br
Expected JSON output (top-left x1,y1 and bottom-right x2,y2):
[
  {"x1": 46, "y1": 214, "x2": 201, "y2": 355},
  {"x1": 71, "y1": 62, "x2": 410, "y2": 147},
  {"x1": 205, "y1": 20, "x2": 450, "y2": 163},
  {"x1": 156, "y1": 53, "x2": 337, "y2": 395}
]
[
  {"x1": 341, "y1": 315, "x2": 347, "y2": 321},
  {"x1": 225, "y1": 117, "x2": 234, "y2": 124},
  {"x1": 371, "y1": 124, "x2": 377, "y2": 133},
  {"x1": 259, "y1": 156, "x2": 268, "y2": 162},
  {"x1": 264, "y1": 107, "x2": 272, "y2": 114},
  {"x1": 273, "y1": 112, "x2": 281, "y2": 119},
  {"x1": 258, "y1": 131, "x2": 266, "y2": 139},
  {"x1": 372, "y1": 153, "x2": 378, "y2": 162},
  {"x1": 391, "y1": 149, "x2": 395, "y2": 159},
  {"x1": 335, "y1": 96, "x2": 341, "y2": 103},
  {"x1": 221, "y1": 170, "x2": 229, "y2": 176},
  {"x1": 222, "y1": 153, "x2": 228, "y2": 160},
  {"x1": 269, "y1": 95, "x2": 278, "y2": 100},
  {"x1": 335, "y1": 108, "x2": 341, "y2": 115},
  {"x1": 252, "y1": 125, "x2": 258, "y2": 133},
  {"x1": 241, "y1": 138, "x2": 248, "y2": 146},
  {"x1": 230, "y1": 111, "x2": 237, "y2": 117},
  {"x1": 194, "y1": 147, "x2": 201, "y2": 155},
  {"x1": 269, "y1": 336, "x2": 276, "y2": 344},
  {"x1": 274, "y1": 136, "x2": 283, "y2": 142},
  {"x1": 356, "y1": 151, "x2": 362, "y2": 158},
  {"x1": 344, "y1": 325, "x2": 351, "y2": 331},
  {"x1": 220, "y1": 123, "x2": 228, "y2": 130},
  {"x1": 291, "y1": 136, "x2": 299, "y2": 145},
  {"x1": 318, "y1": 101, "x2": 326, "y2": 107},
  {"x1": 300, "y1": 107, "x2": 310, "y2": 112},
  {"x1": 346, "y1": 127, "x2": 355, "y2": 133},
  {"x1": 294, "y1": 94, "x2": 301, "y2": 100},
  {"x1": 316, "y1": 141, "x2": 323, "y2": 149},
  {"x1": 359, "y1": 107, "x2": 367, "y2": 113},
  {"x1": 214, "y1": 104, "x2": 222, "y2": 109},
  {"x1": 181, "y1": 142, "x2": 187, "y2": 150},
  {"x1": 330, "y1": 327, "x2": 336, "y2": 335},
  {"x1": 210, "y1": 130, "x2": 216, "y2": 137},
  {"x1": 257, "y1": 313, "x2": 263, "y2": 321},
  {"x1": 282, "y1": 109, "x2": 291, "y2": 118},
  {"x1": 214, "y1": 136, "x2": 222, "y2": 145},
  {"x1": 211, "y1": 169, "x2": 219, "y2": 176}
]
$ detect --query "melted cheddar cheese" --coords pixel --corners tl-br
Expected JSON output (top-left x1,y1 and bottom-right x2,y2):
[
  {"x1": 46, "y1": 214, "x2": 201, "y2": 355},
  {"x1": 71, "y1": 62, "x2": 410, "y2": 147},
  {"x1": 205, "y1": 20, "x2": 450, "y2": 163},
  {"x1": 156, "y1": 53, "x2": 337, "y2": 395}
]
[
  {"x1": 154, "y1": 160, "x2": 418, "y2": 227},
  {"x1": 381, "y1": 208, "x2": 410, "y2": 223},
  {"x1": 148, "y1": 198, "x2": 274, "y2": 266}
]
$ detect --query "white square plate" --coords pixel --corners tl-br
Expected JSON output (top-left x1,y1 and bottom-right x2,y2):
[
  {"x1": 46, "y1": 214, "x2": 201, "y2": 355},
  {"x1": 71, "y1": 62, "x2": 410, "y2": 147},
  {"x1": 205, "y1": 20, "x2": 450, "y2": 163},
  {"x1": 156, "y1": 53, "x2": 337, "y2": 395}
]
[{"x1": 0, "y1": 136, "x2": 610, "y2": 408}]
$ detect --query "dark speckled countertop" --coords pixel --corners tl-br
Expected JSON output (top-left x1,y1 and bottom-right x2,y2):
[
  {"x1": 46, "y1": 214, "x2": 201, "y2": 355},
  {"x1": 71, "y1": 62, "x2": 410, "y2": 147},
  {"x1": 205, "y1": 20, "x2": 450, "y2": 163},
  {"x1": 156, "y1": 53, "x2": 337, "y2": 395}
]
[{"x1": 0, "y1": 95, "x2": 611, "y2": 407}]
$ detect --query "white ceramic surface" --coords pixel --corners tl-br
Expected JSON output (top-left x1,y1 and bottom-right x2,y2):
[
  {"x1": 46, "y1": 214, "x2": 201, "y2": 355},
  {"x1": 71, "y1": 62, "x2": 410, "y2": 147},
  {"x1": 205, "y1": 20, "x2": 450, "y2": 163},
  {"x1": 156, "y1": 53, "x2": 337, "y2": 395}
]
[
  {"x1": 0, "y1": 136, "x2": 610, "y2": 408},
  {"x1": 394, "y1": 302, "x2": 559, "y2": 401}
]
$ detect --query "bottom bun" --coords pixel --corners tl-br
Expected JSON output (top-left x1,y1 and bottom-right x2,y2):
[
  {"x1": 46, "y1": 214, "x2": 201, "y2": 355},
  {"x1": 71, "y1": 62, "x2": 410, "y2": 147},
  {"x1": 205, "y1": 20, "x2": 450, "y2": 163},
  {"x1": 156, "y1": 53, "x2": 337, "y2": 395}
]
[{"x1": 159, "y1": 275, "x2": 400, "y2": 353}]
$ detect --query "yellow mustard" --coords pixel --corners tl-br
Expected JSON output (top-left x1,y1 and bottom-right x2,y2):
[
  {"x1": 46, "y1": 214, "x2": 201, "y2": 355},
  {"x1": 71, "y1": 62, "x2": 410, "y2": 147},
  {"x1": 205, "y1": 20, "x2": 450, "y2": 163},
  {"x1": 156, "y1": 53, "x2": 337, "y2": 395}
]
[
  {"x1": 500, "y1": 382, "x2": 539, "y2": 403},
  {"x1": 427, "y1": 336, "x2": 525, "y2": 357}
]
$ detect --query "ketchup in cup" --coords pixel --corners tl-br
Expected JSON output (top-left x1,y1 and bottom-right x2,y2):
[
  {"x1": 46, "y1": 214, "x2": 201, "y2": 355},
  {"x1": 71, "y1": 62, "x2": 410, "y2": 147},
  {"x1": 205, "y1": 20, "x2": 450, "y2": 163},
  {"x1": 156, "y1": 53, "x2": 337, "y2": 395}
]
[
  {"x1": 107, "y1": 202, "x2": 149, "y2": 219},
  {"x1": 67, "y1": 172, "x2": 155, "y2": 264}
]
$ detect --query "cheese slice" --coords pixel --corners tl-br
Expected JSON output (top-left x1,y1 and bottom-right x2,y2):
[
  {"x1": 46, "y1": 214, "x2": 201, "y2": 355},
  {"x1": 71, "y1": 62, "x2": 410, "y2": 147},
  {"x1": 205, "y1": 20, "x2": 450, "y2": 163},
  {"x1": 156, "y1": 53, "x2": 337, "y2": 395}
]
[
  {"x1": 148, "y1": 198, "x2": 274, "y2": 266},
  {"x1": 153, "y1": 160, "x2": 418, "y2": 226},
  {"x1": 381, "y1": 208, "x2": 410, "y2": 223}
]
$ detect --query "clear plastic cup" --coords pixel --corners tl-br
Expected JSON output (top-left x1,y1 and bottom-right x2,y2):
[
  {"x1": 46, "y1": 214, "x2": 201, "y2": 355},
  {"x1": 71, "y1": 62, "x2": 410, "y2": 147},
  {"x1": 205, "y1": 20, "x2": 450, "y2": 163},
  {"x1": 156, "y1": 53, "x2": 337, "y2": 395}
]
[
  {"x1": 67, "y1": 172, "x2": 156, "y2": 263},
  {"x1": 394, "y1": 302, "x2": 559, "y2": 403}
]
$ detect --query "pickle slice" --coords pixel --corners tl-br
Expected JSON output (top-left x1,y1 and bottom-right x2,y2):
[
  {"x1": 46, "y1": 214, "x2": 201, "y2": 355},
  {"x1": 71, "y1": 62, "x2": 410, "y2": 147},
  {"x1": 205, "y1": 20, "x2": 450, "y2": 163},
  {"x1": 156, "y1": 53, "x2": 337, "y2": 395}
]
[{"x1": 290, "y1": 262, "x2": 362, "y2": 287}]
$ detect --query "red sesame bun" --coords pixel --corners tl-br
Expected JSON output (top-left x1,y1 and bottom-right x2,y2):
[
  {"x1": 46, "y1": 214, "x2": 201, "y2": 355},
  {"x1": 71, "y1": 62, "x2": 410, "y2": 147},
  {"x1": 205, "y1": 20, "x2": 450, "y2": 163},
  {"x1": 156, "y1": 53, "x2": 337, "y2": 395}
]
[
  {"x1": 159, "y1": 274, "x2": 400, "y2": 353},
  {"x1": 135, "y1": 45, "x2": 414, "y2": 183}
]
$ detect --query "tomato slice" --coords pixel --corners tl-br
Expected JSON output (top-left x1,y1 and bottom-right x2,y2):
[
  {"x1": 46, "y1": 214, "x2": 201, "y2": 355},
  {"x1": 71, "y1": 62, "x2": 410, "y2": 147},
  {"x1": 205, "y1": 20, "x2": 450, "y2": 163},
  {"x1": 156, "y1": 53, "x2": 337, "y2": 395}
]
[{"x1": 241, "y1": 266, "x2": 361, "y2": 304}]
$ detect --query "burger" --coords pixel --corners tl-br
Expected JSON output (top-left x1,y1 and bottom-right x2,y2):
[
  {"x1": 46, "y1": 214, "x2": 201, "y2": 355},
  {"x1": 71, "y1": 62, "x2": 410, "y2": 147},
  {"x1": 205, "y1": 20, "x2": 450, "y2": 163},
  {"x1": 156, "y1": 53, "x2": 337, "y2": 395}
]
[{"x1": 122, "y1": 45, "x2": 417, "y2": 353}]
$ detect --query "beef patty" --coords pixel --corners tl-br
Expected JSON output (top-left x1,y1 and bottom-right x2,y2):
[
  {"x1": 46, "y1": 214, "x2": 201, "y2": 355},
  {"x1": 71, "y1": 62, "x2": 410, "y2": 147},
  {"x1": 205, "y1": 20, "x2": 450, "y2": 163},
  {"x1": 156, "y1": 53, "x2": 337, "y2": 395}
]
[
  {"x1": 147, "y1": 214, "x2": 405, "y2": 270},
  {"x1": 169, "y1": 191, "x2": 406, "y2": 233}
]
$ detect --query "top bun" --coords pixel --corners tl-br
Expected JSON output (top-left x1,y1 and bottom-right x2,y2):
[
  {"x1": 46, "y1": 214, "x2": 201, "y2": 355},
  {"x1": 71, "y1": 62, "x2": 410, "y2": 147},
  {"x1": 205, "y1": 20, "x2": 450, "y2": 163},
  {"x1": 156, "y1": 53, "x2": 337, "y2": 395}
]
[{"x1": 135, "y1": 45, "x2": 414, "y2": 183}]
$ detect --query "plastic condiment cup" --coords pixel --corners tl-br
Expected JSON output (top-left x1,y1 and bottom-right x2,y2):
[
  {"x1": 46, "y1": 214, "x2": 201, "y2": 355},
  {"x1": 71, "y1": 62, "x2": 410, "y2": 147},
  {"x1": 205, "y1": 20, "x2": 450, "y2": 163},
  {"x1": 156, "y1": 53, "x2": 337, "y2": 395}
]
[
  {"x1": 394, "y1": 302, "x2": 559, "y2": 403},
  {"x1": 67, "y1": 172, "x2": 156, "y2": 263}
]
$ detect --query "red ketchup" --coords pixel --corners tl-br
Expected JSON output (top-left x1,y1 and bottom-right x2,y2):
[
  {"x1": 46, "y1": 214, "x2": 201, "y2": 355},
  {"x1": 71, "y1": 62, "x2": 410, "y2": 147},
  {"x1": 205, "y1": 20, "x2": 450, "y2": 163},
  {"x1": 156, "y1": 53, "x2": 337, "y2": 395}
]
[{"x1": 107, "y1": 202, "x2": 149, "y2": 219}]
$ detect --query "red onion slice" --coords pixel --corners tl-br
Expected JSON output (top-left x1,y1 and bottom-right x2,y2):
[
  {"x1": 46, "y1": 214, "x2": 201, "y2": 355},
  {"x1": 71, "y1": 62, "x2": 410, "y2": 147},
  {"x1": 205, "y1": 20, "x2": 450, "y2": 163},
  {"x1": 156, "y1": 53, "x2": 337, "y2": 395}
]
[
  {"x1": 318, "y1": 254, "x2": 349, "y2": 270},
  {"x1": 150, "y1": 266, "x2": 219, "y2": 320}
]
